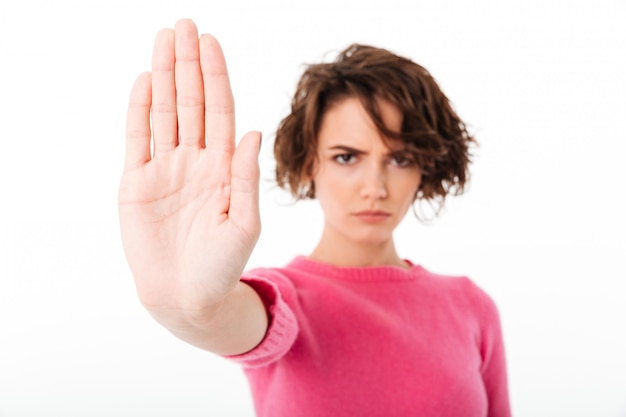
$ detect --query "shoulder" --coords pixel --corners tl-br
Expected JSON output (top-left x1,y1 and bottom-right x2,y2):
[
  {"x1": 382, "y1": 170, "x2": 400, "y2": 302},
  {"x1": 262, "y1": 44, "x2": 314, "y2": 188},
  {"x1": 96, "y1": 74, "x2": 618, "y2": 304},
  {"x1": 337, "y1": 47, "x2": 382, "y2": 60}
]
[{"x1": 416, "y1": 266, "x2": 501, "y2": 322}]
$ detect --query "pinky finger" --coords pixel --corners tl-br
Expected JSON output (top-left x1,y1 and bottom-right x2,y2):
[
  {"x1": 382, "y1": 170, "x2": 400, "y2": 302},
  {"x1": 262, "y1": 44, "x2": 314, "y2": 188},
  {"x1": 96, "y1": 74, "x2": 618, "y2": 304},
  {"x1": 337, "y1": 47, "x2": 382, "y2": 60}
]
[{"x1": 124, "y1": 72, "x2": 153, "y2": 171}]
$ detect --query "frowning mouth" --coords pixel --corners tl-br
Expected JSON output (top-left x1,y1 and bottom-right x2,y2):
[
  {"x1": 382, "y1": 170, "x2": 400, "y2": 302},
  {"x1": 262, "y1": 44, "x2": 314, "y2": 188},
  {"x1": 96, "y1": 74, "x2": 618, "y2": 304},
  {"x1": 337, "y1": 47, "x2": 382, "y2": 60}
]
[{"x1": 353, "y1": 210, "x2": 391, "y2": 223}]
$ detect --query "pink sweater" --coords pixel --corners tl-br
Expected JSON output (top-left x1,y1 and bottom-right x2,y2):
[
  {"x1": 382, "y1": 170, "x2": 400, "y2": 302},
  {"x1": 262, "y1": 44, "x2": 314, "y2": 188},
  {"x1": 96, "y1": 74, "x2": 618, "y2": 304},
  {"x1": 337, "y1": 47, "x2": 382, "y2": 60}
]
[{"x1": 228, "y1": 256, "x2": 511, "y2": 417}]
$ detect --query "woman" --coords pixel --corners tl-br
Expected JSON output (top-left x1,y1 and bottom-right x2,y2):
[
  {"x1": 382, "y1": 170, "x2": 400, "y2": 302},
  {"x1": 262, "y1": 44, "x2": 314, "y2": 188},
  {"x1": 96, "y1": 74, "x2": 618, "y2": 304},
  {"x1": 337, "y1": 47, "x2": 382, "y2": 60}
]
[{"x1": 119, "y1": 18, "x2": 511, "y2": 417}]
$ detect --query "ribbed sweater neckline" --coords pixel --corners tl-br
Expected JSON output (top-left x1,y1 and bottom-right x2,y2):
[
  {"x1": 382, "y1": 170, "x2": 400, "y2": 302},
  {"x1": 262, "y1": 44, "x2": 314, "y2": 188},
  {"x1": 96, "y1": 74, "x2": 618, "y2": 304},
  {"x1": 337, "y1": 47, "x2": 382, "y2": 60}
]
[{"x1": 286, "y1": 256, "x2": 424, "y2": 282}]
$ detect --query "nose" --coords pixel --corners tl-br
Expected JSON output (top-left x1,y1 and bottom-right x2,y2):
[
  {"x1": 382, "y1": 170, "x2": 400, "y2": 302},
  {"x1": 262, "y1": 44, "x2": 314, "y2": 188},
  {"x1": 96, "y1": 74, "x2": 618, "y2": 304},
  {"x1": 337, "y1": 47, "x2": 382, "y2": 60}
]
[{"x1": 360, "y1": 162, "x2": 388, "y2": 200}]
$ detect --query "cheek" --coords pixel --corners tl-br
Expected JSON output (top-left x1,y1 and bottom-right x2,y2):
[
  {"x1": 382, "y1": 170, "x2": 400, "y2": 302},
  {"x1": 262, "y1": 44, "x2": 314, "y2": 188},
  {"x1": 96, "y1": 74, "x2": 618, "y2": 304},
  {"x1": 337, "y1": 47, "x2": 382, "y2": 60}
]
[
  {"x1": 390, "y1": 172, "x2": 421, "y2": 197},
  {"x1": 315, "y1": 165, "x2": 355, "y2": 193},
  {"x1": 314, "y1": 171, "x2": 356, "y2": 214},
  {"x1": 317, "y1": 180, "x2": 347, "y2": 206}
]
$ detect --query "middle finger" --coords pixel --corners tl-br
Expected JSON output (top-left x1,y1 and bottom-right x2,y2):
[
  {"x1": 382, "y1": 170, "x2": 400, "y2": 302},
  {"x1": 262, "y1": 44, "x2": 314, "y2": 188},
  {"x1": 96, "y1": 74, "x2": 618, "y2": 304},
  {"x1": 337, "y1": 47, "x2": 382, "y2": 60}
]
[{"x1": 174, "y1": 19, "x2": 205, "y2": 149}]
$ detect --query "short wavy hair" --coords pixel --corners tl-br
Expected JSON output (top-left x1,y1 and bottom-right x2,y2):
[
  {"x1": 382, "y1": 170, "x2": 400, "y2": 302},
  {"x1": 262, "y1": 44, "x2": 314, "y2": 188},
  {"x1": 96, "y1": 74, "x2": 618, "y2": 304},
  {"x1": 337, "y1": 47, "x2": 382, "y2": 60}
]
[{"x1": 274, "y1": 43, "x2": 476, "y2": 214}]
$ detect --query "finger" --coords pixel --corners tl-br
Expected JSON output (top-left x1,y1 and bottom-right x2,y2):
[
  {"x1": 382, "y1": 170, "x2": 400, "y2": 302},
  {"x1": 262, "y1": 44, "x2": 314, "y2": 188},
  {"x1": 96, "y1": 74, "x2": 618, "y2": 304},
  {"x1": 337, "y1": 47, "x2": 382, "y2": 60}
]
[
  {"x1": 229, "y1": 131, "x2": 262, "y2": 229},
  {"x1": 199, "y1": 34, "x2": 235, "y2": 158},
  {"x1": 124, "y1": 72, "x2": 152, "y2": 171},
  {"x1": 174, "y1": 19, "x2": 204, "y2": 148},
  {"x1": 151, "y1": 28, "x2": 177, "y2": 155}
]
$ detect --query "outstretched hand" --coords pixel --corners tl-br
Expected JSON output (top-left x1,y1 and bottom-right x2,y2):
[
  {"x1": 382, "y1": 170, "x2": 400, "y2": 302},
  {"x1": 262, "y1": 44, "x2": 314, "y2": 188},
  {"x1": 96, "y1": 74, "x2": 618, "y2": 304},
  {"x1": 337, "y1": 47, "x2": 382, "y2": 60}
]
[{"x1": 118, "y1": 19, "x2": 261, "y2": 320}]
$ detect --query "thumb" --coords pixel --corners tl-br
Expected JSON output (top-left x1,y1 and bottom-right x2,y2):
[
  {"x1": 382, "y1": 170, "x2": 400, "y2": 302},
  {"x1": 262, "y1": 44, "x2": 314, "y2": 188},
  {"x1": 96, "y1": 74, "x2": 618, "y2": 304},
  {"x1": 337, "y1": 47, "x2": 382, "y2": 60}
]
[{"x1": 229, "y1": 131, "x2": 262, "y2": 229}]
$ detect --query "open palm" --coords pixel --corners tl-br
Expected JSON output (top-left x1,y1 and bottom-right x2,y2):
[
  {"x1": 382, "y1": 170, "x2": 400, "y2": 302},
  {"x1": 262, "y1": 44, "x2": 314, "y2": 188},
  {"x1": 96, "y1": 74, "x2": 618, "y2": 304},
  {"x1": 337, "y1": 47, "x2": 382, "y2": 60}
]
[{"x1": 118, "y1": 20, "x2": 261, "y2": 317}]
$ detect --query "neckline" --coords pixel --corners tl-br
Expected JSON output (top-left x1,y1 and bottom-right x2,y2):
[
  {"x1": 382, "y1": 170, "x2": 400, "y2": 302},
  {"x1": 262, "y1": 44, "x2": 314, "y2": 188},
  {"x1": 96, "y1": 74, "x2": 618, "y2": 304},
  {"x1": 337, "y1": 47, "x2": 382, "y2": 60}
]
[{"x1": 287, "y1": 256, "x2": 424, "y2": 282}]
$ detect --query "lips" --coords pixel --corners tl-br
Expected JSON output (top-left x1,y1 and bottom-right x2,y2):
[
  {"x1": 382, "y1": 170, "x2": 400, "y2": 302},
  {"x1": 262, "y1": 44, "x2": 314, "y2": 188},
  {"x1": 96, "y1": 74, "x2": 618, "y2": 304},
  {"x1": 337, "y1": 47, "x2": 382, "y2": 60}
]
[{"x1": 353, "y1": 210, "x2": 391, "y2": 223}]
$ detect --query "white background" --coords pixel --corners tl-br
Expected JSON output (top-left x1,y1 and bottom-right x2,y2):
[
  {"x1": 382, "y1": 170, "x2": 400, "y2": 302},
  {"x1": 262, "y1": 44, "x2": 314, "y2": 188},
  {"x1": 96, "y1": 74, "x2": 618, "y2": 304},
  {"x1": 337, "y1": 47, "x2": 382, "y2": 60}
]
[{"x1": 1, "y1": 0, "x2": 625, "y2": 416}]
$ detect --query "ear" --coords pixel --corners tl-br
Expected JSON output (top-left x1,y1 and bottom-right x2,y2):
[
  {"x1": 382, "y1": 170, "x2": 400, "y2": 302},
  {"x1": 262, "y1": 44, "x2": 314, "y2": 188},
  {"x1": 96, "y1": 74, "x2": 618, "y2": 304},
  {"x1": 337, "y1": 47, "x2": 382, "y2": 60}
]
[
  {"x1": 301, "y1": 160, "x2": 318, "y2": 199},
  {"x1": 306, "y1": 156, "x2": 320, "y2": 179}
]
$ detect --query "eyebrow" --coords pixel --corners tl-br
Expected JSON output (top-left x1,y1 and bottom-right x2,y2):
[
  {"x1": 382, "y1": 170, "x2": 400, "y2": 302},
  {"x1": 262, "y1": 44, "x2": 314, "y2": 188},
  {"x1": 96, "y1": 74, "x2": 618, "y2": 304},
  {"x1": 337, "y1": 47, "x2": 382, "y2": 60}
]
[
  {"x1": 326, "y1": 144, "x2": 409, "y2": 155},
  {"x1": 327, "y1": 145, "x2": 365, "y2": 154}
]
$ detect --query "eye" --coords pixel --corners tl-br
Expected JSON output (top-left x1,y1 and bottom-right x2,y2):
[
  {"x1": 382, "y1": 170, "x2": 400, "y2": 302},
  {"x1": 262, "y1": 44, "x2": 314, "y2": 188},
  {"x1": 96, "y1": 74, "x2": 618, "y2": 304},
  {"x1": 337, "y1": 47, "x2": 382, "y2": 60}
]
[
  {"x1": 390, "y1": 153, "x2": 414, "y2": 167},
  {"x1": 333, "y1": 153, "x2": 357, "y2": 165}
]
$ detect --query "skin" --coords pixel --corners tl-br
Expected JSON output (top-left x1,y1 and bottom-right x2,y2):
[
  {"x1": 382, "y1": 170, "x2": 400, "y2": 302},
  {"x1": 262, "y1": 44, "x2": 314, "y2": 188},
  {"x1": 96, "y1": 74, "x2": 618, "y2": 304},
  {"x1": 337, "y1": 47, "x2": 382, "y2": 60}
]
[
  {"x1": 310, "y1": 98, "x2": 422, "y2": 269},
  {"x1": 119, "y1": 19, "x2": 267, "y2": 355},
  {"x1": 119, "y1": 19, "x2": 420, "y2": 356}
]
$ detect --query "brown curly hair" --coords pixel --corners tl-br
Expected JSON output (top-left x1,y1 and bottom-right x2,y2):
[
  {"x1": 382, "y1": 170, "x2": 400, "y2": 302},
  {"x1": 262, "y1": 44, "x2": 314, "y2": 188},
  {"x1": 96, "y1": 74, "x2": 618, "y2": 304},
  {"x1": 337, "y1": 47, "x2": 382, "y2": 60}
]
[{"x1": 274, "y1": 43, "x2": 476, "y2": 214}]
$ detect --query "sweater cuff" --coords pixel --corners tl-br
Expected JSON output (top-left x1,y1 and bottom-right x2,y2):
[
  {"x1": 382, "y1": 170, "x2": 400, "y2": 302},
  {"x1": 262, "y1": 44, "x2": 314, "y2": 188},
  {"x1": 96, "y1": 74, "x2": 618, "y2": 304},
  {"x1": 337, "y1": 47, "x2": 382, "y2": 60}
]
[{"x1": 224, "y1": 273, "x2": 298, "y2": 368}]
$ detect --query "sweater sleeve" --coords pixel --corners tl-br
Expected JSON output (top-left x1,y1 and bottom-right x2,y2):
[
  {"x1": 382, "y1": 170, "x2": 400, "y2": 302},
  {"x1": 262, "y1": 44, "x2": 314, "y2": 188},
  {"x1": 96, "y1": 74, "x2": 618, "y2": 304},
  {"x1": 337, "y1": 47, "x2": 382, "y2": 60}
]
[
  {"x1": 224, "y1": 268, "x2": 299, "y2": 368},
  {"x1": 474, "y1": 285, "x2": 512, "y2": 417}
]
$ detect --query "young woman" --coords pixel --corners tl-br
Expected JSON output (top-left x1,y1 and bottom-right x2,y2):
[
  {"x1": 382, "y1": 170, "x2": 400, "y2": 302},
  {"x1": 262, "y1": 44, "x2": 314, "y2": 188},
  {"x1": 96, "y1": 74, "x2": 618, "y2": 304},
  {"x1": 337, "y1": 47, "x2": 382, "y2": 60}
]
[{"x1": 119, "y1": 19, "x2": 511, "y2": 417}]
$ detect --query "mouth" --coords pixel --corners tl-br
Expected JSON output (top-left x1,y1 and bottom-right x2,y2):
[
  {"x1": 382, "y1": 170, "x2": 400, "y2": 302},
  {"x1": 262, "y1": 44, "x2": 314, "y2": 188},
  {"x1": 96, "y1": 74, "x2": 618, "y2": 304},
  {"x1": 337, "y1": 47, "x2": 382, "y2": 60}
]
[{"x1": 353, "y1": 210, "x2": 391, "y2": 223}]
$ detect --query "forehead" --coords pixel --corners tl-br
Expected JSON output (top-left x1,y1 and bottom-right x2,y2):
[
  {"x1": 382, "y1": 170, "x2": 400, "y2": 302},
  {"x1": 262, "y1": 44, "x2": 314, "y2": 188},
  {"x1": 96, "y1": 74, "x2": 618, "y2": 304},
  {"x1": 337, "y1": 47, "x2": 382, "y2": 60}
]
[{"x1": 317, "y1": 97, "x2": 403, "y2": 148}]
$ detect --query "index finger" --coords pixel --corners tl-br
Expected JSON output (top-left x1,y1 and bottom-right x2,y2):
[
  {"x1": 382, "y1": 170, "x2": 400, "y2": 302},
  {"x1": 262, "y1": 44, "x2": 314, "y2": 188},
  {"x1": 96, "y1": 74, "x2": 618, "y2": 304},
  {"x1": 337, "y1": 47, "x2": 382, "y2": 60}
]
[
  {"x1": 199, "y1": 34, "x2": 235, "y2": 156},
  {"x1": 124, "y1": 72, "x2": 152, "y2": 171}
]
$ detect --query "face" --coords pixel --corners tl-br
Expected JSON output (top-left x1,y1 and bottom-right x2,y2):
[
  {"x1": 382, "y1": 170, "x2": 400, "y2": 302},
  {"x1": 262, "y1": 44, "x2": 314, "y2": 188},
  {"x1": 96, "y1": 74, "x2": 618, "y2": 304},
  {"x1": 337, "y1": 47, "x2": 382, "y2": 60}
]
[{"x1": 312, "y1": 97, "x2": 422, "y2": 246}]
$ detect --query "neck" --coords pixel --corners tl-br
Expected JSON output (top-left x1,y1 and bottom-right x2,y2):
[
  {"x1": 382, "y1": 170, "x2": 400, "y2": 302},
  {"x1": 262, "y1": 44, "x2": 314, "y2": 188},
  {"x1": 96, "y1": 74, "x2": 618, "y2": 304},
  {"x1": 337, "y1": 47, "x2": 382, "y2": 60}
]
[{"x1": 309, "y1": 231, "x2": 408, "y2": 269}]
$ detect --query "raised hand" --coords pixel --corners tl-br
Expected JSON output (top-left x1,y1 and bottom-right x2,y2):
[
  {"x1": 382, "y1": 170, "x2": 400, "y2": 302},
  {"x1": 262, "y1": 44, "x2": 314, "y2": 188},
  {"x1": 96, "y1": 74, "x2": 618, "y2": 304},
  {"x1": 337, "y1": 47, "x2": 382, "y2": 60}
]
[{"x1": 118, "y1": 19, "x2": 263, "y2": 342}]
